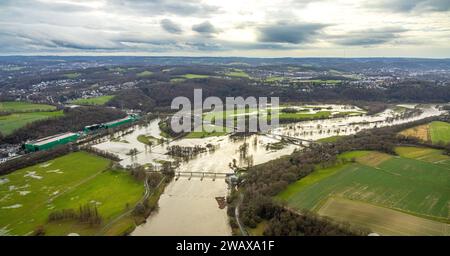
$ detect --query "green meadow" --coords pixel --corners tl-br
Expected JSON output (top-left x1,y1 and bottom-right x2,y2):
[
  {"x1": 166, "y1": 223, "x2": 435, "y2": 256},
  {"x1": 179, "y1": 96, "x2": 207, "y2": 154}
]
[
  {"x1": 64, "y1": 73, "x2": 81, "y2": 79},
  {"x1": 0, "y1": 101, "x2": 56, "y2": 113},
  {"x1": 0, "y1": 110, "x2": 64, "y2": 136},
  {"x1": 429, "y1": 121, "x2": 450, "y2": 144},
  {"x1": 0, "y1": 151, "x2": 144, "y2": 236},
  {"x1": 136, "y1": 71, "x2": 154, "y2": 77},
  {"x1": 226, "y1": 69, "x2": 250, "y2": 78},
  {"x1": 70, "y1": 95, "x2": 115, "y2": 106},
  {"x1": 277, "y1": 147, "x2": 450, "y2": 235},
  {"x1": 180, "y1": 74, "x2": 211, "y2": 79},
  {"x1": 185, "y1": 124, "x2": 230, "y2": 138}
]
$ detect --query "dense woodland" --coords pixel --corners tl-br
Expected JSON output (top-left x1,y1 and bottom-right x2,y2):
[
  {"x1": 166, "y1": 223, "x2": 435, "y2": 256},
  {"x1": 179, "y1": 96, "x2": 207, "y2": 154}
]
[
  {"x1": 107, "y1": 89, "x2": 155, "y2": 112},
  {"x1": 230, "y1": 115, "x2": 450, "y2": 236},
  {"x1": 101, "y1": 78, "x2": 450, "y2": 112}
]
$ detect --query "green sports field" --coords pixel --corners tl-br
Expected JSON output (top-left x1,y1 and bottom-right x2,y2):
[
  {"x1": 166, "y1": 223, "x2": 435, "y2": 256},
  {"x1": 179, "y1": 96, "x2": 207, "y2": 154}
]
[
  {"x1": 0, "y1": 110, "x2": 64, "y2": 136},
  {"x1": 70, "y1": 95, "x2": 115, "y2": 105},
  {"x1": 0, "y1": 151, "x2": 144, "y2": 236},
  {"x1": 277, "y1": 147, "x2": 450, "y2": 235}
]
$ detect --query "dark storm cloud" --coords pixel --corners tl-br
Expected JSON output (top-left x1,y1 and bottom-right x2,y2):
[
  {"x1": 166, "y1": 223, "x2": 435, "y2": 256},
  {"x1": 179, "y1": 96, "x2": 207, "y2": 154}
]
[
  {"x1": 108, "y1": 0, "x2": 221, "y2": 17},
  {"x1": 257, "y1": 22, "x2": 327, "y2": 44},
  {"x1": 160, "y1": 19, "x2": 183, "y2": 34},
  {"x1": 333, "y1": 27, "x2": 408, "y2": 46},
  {"x1": 371, "y1": 0, "x2": 450, "y2": 13},
  {"x1": 192, "y1": 21, "x2": 218, "y2": 35}
]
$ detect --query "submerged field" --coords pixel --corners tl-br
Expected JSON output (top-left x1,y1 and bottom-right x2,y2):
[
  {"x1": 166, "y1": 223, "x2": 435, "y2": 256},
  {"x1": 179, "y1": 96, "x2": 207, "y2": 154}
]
[
  {"x1": 277, "y1": 147, "x2": 450, "y2": 235},
  {"x1": 0, "y1": 151, "x2": 144, "y2": 236},
  {"x1": 70, "y1": 95, "x2": 115, "y2": 105},
  {"x1": 0, "y1": 110, "x2": 64, "y2": 136}
]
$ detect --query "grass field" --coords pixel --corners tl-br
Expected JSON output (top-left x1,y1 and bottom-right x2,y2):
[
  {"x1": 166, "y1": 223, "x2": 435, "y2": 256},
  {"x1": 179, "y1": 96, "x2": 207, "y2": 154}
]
[
  {"x1": 277, "y1": 148, "x2": 450, "y2": 235},
  {"x1": 317, "y1": 136, "x2": 343, "y2": 143},
  {"x1": 137, "y1": 71, "x2": 153, "y2": 77},
  {"x1": 279, "y1": 111, "x2": 331, "y2": 121},
  {"x1": 70, "y1": 95, "x2": 115, "y2": 105},
  {"x1": 0, "y1": 110, "x2": 64, "y2": 136},
  {"x1": 0, "y1": 151, "x2": 144, "y2": 236},
  {"x1": 399, "y1": 121, "x2": 450, "y2": 144},
  {"x1": 109, "y1": 67, "x2": 126, "y2": 73},
  {"x1": 265, "y1": 76, "x2": 284, "y2": 82},
  {"x1": 64, "y1": 73, "x2": 81, "y2": 79},
  {"x1": 298, "y1": 79, "x2": 341, "y2": 84},
  {"x1": 180, "y1": 74, "x2": 210, "y2": 79},
  {"x1": 318, "y1": 197, "x2": 448, "y2": 236},
  {"x1": 204, "y1": 107, "x2": 334, "y2": 124},
  {"x1": 137, "y1": 134, "x2": 158, "y2": 145},
  {"x1": 226, "y1": 69, "x2": 250, "y2": 78},
  {"x1": 170, "y1": 78, "x2": 186, "y2": 83},
  {"x1": 395, "y1": 146, "x2": 450, "y2": 167},
  {"x1": 399, "y1": 124, "x2": 429, "y2": 141},
  {"x1": 429, "y1": 121, "x2": 450, "y2": 144},
  {"x1": 0, "y1": 101, "x2": 56, "y2": 113},
  {"x1": 185, "y1": 124, "x2": 230, "y2": 138}
]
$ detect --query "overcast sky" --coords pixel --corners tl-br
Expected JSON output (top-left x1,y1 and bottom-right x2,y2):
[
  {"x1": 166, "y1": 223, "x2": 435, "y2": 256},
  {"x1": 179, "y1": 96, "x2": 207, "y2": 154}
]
[{"x1": 1, "y1": 0, "x2": 449, "y2": 57}]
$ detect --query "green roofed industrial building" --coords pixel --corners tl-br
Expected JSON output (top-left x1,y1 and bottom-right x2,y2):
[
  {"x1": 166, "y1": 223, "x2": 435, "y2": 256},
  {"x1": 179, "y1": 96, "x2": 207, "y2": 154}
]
[
  {"x1": 103, "y1": 115, "x2": 137, "y2": 129},
  {"x1": 83, "y1": 114, "x2": 139, "y2": 133},
  {"x1": 24, "y1": 132, "x2": 80, "y2": 152}
]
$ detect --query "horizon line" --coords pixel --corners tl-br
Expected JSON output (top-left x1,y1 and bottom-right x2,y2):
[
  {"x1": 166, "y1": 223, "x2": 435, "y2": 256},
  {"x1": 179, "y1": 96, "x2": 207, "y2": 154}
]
[{"x1": 0, "y1": 55, "x2": 450, "y2": 60}]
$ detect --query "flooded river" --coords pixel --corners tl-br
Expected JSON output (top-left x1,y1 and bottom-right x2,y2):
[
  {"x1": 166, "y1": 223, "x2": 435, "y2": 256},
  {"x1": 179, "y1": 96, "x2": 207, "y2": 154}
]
[{"x1": 92, "y1": 104, "x2": 445, "y2": 236}]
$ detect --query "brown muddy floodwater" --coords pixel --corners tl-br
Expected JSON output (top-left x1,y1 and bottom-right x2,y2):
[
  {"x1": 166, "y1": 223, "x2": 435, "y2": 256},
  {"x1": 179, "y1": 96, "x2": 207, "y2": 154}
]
[{"x1": 91, "y1": 104, "x2": 445, "y2": 236}]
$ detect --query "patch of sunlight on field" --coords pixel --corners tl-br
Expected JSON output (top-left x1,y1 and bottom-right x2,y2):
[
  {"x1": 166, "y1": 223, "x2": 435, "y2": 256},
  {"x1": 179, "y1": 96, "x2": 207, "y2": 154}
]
[{"x1": 317, "y1": 197, "x2": 449, "y2": 236}]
